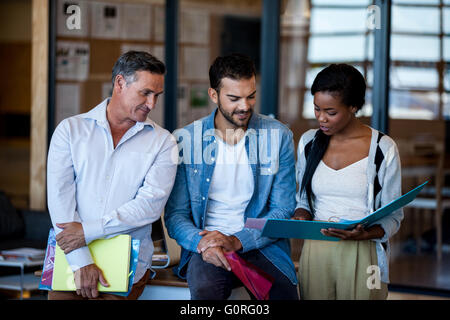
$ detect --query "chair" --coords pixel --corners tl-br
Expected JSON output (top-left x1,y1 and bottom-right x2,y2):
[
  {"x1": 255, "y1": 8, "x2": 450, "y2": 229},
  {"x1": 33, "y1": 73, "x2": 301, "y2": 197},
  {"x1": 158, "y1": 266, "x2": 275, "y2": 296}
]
[{"x1": 403, "y1": 139, "x2": 450, "y2": 261}]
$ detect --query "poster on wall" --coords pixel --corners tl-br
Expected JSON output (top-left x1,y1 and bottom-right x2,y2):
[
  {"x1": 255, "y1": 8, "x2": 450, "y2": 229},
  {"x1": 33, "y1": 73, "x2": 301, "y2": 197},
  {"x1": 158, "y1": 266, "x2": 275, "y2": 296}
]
[
  {"x1": 56, "y1": 0, "x2": 89, "y2": 37},
  {"x1": 56, "y1": 41, "x2": 90, "y2": 81},
  {"x1": 153, "y1": 5, "x2": 165, "y2": 42},
  {"x1": 152, "y1": 45, "x2": 165, "y2": 63},
  {"x1": 177, "y1": 83, "x2": 189, "y2": 128},
  {"x1": 182, "y1": 47, "x2": 209, "y2": 80},
  {"x1": 190, "y1": 85, "x2": 209, "y2": 109},
  {"x1": 180, "y1": 9, "x2": 210, "y2": 44},
  {"x1": 120, "y1": 3, "x2": 152, "y2": 40},
  {"x1": 150, "y1": 94, "x2": 164, "y2": 127},
  {"x1": 55, "y1": 83, "x2": 81, "y2": 125},
  {"x1": 189, "y1": 85, "x2": 213, "y2": 123},
  {"x1": 102, "y1": 82, "x2": 112, "y2": 100},
  {"x1": 91, "y1": 1, "x2": 121, "y2": 39}
]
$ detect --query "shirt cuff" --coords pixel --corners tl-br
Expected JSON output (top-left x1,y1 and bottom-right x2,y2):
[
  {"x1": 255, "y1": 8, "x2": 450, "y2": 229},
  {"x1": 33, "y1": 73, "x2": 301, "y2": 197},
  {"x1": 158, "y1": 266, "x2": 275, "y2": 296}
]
[
  {"x1": 191, "y1": 233, "x2": 203, "y2": 253},
  {"x1": 295, "y1": 204, "x2": 310, "y2": 211},
  {"x1": 82, "y1": 219, "x2": 104, "y2": 245},
  {"x1": 373, "y1": 221, "x2": 390, "y2": 243},
  {"x1": 65, "y1": 246, "x2": 94, "y2": 272},
  {"x1": 233, "y1": 229, "x2": 254, "y2": 253}
]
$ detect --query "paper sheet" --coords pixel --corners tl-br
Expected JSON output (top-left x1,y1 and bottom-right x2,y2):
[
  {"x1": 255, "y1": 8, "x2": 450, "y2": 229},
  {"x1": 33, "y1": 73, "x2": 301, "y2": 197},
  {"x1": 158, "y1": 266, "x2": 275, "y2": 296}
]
[
  {"x1": 52, "y1": 235, "x2": 131, "y2": 292},
  {"x1": 150, "y1": 94, "x2": 164, "y2": 127},
  {"x1": 102, "y1": 82, "x2": 113, "y2": 100},
  {"x1": 91, "y1": 1, "x2": 121, "y2": 39},
  {"x1": 180, "y1": 9, "x2": 210, "y2": 44},
  {"x1": 56, "y1": 41, "x2": 90, "y2": 81},
  {"x1": 153, "y1": 5, "x2": 165, "y2": 42},
  {"x1": 120, "y1": 3, "x2": 152, "y2": 40},
  {"x1": 55, "y1": 83, "x2": 81, "y2": 125},
  {"x1": 177, "y1": 83, "x2": 189, "y2": 128},
  {"x1": 182, "y1": 47, "x2": 210, "y2": 80},
  {"x1": 152, "y1": 45, "x2": 165, "y2": 63}
]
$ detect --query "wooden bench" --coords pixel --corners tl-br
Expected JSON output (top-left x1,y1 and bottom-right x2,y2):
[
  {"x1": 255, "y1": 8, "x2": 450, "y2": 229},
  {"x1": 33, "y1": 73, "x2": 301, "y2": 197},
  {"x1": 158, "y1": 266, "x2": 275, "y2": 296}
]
[{"x1": 147, "y1": 268, "x2": 188, "y2": 288}]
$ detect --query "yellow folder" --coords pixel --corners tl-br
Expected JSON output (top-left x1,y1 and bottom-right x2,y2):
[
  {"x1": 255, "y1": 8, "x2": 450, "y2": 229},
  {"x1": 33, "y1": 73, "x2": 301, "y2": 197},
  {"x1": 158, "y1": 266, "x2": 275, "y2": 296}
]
[{"x1": 52, "y1": 234, "x2": 131, "y2": 292}]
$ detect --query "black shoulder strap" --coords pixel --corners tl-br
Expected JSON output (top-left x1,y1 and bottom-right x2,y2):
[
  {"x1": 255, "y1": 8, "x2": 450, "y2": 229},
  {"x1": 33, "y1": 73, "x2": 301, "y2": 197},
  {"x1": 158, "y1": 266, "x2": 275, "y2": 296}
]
[
  {"x1": 373, "y1": 131, "x2": 385, "y2": 210},
  {"x1": 304, "y1": 139, "x2": 314, "y2": 160},
  {"x1": 304, "y1": 130, "x2": 321, "y2": 160}
]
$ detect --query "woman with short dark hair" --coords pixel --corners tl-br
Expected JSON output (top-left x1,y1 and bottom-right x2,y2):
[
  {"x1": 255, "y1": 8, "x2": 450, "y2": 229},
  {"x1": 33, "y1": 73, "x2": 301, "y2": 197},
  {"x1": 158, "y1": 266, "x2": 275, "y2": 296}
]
[{"x1": 294, "y1": 64, "x2": 403, "y2": 300}]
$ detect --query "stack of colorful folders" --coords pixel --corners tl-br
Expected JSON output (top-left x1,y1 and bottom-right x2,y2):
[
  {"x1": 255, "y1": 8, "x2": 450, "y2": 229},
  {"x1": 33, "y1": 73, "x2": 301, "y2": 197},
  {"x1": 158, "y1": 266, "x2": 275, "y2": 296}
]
[
  {"x1": 39, "y1": 230, "x2": 140, "y2": 296},
  {"x1": 52, "y1": 234, "x2": 131, "y2": 292}
]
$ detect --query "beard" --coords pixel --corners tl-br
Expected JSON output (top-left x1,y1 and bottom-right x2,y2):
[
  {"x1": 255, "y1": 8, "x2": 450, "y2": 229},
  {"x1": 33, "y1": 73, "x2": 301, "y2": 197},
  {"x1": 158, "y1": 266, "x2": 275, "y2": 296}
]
[{"x1": 217, "y1": 98, "x2": 253, "y2": 129}]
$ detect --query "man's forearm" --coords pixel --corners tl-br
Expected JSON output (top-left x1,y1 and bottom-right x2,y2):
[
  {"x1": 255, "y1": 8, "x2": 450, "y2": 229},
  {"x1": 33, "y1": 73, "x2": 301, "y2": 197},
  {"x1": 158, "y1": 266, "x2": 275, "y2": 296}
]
[{"x1": 56, "y1": 222, "x2": 86, "y2": 254}]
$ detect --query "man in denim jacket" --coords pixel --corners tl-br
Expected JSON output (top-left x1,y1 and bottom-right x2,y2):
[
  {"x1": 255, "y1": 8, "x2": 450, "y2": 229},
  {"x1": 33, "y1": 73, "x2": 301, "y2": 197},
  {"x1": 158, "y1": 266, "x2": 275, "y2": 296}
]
[{"x1": 164, "y1": 53, "x2": 298, "y2": 300}]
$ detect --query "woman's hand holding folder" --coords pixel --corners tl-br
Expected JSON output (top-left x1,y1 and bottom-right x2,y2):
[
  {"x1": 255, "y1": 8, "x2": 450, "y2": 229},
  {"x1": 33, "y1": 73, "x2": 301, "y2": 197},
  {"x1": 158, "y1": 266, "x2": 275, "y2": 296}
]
[{"x1": 292, "y1": 208, "x2": 313, "y2": 221}]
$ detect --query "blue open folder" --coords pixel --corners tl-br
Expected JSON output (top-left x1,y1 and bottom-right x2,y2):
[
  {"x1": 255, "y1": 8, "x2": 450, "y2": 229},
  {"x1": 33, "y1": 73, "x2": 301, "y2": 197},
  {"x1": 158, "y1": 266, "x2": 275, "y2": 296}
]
[{"x1": 245, "y1": 181, "x2": 428, "y2": 241}]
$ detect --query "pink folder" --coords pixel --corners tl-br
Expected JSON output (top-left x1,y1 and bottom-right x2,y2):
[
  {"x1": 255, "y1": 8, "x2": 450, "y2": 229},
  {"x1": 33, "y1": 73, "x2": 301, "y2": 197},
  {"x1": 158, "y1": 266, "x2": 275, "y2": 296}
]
[{"x1": 224, "y1": 252, "x2": 274, "y2": 300}]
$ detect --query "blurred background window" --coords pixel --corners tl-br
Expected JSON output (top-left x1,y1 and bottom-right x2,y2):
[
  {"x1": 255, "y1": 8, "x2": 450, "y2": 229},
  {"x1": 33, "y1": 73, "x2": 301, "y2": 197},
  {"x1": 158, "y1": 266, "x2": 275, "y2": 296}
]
[
  {"x1": 279, "y1": 0, "x2": 450, "y2": 122},
  {"x1": 389, "y1": 0, "x2": 448, "y2": 120}
]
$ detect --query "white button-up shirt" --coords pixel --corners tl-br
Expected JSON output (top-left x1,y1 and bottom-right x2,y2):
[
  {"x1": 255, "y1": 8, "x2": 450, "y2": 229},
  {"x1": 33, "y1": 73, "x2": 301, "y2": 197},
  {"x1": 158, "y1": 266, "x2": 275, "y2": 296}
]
[{"x1": 47, "y1": 99, "x2": 178, "y2": 283}]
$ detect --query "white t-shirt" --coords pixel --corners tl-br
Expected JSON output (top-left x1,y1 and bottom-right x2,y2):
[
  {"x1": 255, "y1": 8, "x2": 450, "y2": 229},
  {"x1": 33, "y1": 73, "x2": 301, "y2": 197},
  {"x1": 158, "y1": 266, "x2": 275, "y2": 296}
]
[
  {"x1": 312, "y1": 157, "x2": 369, "y2": 222},
  {"x1": 204, "y1": 136, "x2": 254, "y2": 235}
]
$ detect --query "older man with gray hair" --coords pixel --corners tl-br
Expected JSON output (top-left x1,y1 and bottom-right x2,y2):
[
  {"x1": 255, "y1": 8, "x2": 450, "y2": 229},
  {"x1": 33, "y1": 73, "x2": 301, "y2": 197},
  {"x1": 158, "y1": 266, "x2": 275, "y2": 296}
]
[{"x1": 47, "y1": 51, "x2": 178, "y2": 300}]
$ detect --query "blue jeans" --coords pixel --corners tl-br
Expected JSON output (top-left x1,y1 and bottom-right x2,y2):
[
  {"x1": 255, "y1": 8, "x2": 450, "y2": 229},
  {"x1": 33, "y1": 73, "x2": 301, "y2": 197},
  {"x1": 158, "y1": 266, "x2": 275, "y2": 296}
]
[{"x1": 186, "y1": 250, "x2": 299, "y2": 300}]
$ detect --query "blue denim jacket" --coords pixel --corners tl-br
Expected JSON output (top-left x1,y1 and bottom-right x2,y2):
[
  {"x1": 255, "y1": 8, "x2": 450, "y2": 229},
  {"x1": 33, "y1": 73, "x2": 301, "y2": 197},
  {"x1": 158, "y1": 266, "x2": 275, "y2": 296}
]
[{"x1": 164, "y1": 109, "x2": 298, "y2": 285}]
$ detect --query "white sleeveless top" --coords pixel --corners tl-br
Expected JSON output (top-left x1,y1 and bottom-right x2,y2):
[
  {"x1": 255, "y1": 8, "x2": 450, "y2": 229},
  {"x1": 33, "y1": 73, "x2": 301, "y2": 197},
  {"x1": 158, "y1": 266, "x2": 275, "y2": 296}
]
[{"x1": 311, "y1": 157, "x2": 369, "y2": 222}]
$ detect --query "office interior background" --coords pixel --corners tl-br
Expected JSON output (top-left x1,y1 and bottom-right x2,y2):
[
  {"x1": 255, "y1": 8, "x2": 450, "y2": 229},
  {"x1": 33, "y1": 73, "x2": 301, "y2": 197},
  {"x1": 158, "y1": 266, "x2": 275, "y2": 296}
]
[{"x1": 0, "y1": 0, "x2": 450, "y2": 300}]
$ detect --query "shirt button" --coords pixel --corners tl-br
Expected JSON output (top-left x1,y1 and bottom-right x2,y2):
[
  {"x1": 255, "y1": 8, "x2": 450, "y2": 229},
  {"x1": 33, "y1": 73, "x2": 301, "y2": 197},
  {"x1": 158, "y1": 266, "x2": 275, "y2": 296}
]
[
  {"x1": 202, "y1": 197, "x2": 206, "y2": 201},
  {"x1": 194, "y1": 169, "x2": 198, "y2": 173},
  {"x1": 206, "y1": 178, "x2": 210, "y2": 182},
  {"x1": 211, "y1": 157, "x2": 215, "y2": 162},
  {"x1": 268, "y1": 168, "x2": 272, "y2": 173}
]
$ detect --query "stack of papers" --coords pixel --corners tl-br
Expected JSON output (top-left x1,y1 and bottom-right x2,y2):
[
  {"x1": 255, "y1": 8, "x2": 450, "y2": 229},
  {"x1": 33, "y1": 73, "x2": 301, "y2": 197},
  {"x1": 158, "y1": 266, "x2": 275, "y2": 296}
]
[
  {"x1": 52, "y1": 234, "x2": 132, "y2": 292},
  {"x1": 39, "y1": 230, "x2": 140, "y2": 297},
  {"x1": 0, "y1": 248, "x2": 46, "y2": 260}
]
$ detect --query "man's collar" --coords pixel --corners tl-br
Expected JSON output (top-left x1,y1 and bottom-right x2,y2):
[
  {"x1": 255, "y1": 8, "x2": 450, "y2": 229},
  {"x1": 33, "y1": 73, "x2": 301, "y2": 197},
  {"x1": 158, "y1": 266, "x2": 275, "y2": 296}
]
[{"x1": 81, "y1": 98, "x2": 109, "y2": 124}]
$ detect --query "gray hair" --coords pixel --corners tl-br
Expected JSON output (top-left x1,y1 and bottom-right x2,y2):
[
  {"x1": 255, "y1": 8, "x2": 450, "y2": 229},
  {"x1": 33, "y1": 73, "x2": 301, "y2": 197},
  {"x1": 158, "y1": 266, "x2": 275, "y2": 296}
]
[{"x1": 111, "y1": 51, "x2": 165, "y2": 87}]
